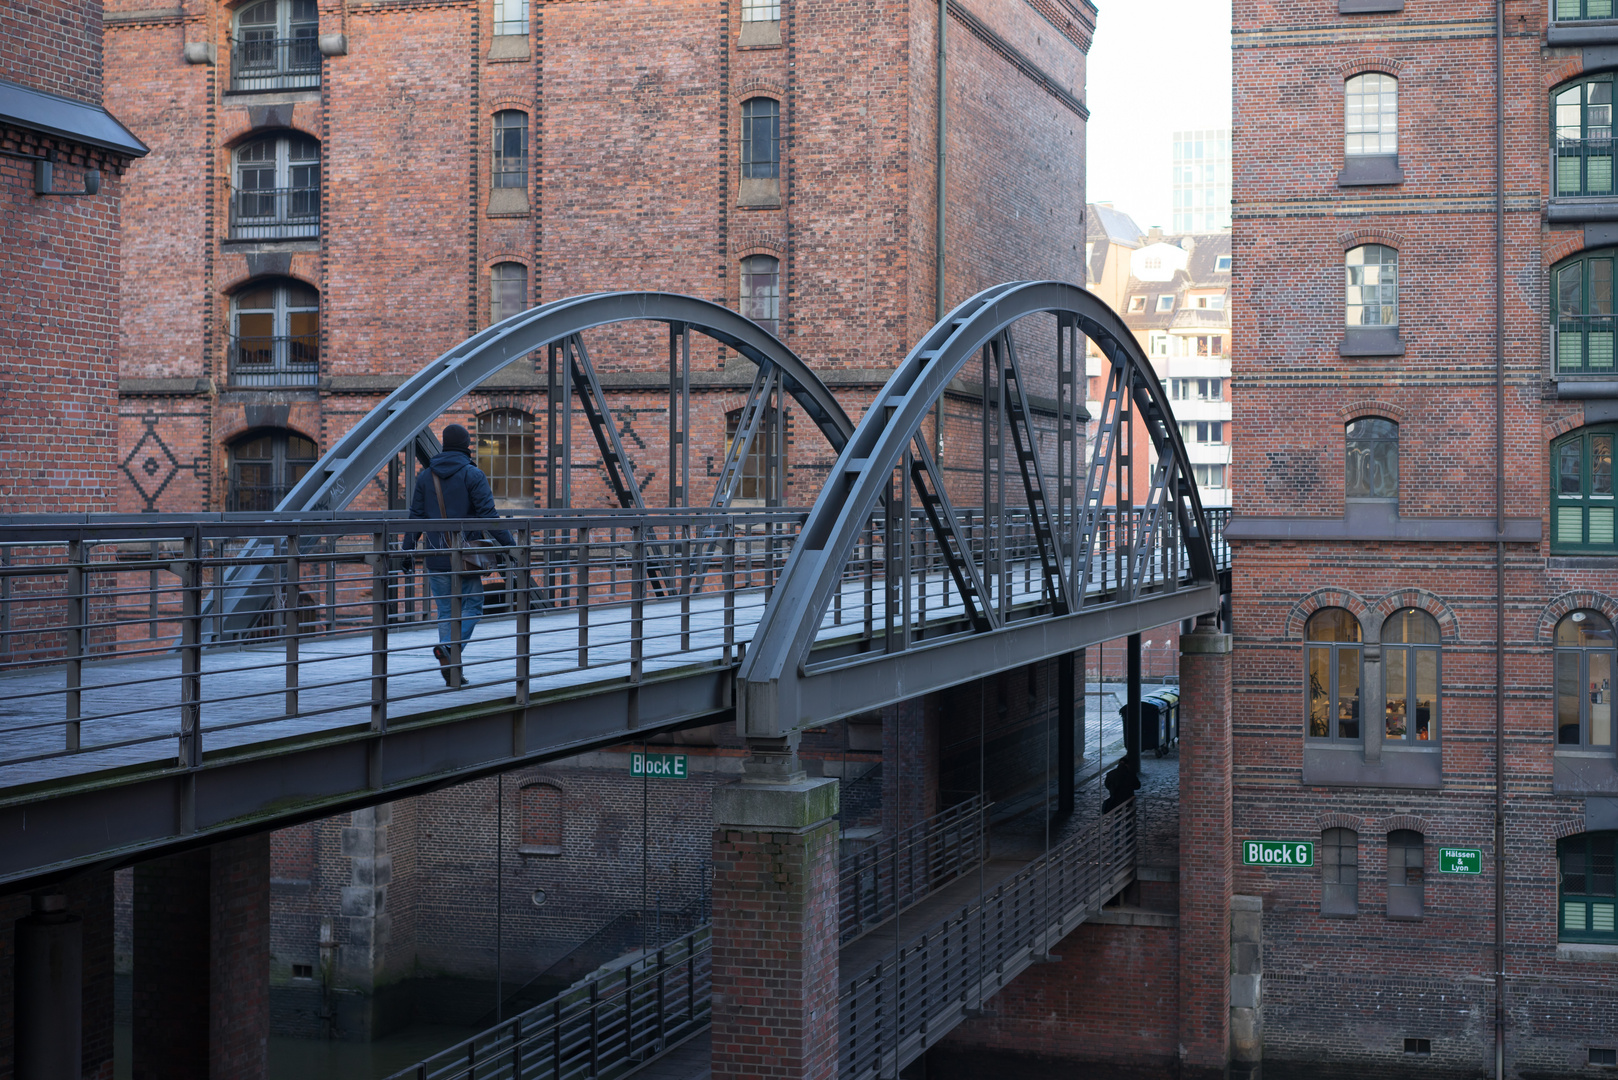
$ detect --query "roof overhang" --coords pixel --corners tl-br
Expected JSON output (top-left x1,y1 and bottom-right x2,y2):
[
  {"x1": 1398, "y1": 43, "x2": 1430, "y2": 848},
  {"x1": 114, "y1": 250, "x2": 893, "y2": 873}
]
[{"x1": 0, "y1": 77, "x2": 148, "y2": 158}]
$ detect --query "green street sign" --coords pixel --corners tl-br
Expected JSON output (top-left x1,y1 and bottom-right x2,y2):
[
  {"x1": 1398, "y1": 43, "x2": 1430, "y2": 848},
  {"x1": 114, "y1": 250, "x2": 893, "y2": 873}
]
[
  {"x1": 630, "y1": 752, "x2": 687, "y2": 779},
  {"x1": 1242, "y1": 841, "x2": 1314, "y2": 867},
  {"x1": 1439, "y1": 847, "x2": 1483, "y2": 875}
]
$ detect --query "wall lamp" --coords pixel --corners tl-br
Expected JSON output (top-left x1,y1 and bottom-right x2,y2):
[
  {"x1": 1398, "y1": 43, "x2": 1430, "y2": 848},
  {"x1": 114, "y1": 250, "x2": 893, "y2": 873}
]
[{"x1": 34, "y1": 155, "x2": 100, "y2": 197}]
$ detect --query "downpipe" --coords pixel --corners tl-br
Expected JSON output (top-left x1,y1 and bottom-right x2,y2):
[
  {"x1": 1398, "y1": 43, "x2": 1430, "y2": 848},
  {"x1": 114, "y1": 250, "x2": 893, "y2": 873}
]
[{"x1": 1493, "y1": 2, "x2": 1507, "y2": 1078}]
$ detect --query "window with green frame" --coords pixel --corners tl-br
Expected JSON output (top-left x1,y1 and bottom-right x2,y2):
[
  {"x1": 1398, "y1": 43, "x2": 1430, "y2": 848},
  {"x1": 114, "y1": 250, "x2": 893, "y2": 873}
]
[
  {"x1": 1558, "y1": 832, "x2": 1617, "y2": 943},
  {"x1": 1555, "y1": 76, "x2": 1614, "y2": 198},
  {"x1": 1557, "y1": 0, "x2": 1616, "y2": 22},
  {"x1": 1553, "y1": 427, "x2": 1616, "y2": 550},
  {"x1": 1553, "y1": 251, "x2": 1616, "y2": 374}
]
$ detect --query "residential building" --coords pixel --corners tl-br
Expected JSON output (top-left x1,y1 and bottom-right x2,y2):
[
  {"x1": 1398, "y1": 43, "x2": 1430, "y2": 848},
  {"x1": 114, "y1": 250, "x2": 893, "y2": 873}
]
[
  {"x1": 1172, "y1": 127, "x2": 1230, "y2": 234},
  {"x1": 1228, "y1": 2, "x2": 1618, "y2": 1076}
]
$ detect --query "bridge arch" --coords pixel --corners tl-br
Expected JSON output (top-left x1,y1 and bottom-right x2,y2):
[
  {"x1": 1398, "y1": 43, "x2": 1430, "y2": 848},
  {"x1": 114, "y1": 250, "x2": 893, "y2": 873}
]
[
  {"x1": 738, "y1": 279, "x2": 1221, "y2": 737},
  {"x1": 280, "y1": 291, "x2": 854, "y2": 514}
]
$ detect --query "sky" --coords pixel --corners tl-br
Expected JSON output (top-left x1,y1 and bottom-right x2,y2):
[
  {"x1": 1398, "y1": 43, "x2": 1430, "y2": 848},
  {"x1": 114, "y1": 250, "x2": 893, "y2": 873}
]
[{"x1": 1085, "y1": 0, "x2": 1233, "y2": 233}]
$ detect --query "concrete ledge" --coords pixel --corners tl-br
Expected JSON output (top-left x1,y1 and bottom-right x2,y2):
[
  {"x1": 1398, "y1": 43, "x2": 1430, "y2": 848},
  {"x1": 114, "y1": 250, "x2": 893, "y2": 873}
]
[
  {"x1": 1340, "y1": 327, "x2": 1405, "y2": 356},
  {"x1": 488, "y1": 34, "x2": 528, "y2": 60},
  {"x1": 1091, "y1": 906, "x2": 1178, "y2": 927},
  {"x1": 738, "y1": 19, "x2": 781, "y2": 46},
  {"x1": 1558, "y1": 941, "x2": 1618, "y2": 963},
  {"x1": 1340, "y1": 0, "x2": 1402, "y2": 9},
  {"x1": 1549, "y1": 23, "x2": 1618, "y2": 46},
  {"x1": 1557, "y1": 377, "x2": 1618, "y2": 399},
  {"x1": 1182, "y1": 630, "x2": 1232, "y2": 655},
  {"x1": 1232, "y1": 894, "x2": 1263, "y2": 912},
  {"x1": 120, "y1": 377, "x2": 215, "y2": 397},
  {"x1": 713, "y1": 776, "x2": 838, "y2": 831},
  {"x1": 1549, "y1": 197, "x2": 1618, "y2": 223},
  {"x1": 1336, "y1": 154, "x2": 1403, "y2": 187}
]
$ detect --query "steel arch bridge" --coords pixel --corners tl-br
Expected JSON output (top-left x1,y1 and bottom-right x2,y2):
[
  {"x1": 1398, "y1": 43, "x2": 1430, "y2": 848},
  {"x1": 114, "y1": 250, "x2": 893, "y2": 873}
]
[
  {"x1": 206, "y1": 291, "x2": 856, "y2": 638},
  {"x1": 739, "y1": 279, "x2": 1224, "y2": 736}
]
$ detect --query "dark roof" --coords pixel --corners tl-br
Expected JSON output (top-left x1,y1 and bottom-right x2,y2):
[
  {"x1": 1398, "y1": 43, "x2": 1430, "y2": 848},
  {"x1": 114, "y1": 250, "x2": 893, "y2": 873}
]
[
  {"x1": 0, "y1": 78, "x2": 148, "y2": 158},
  {"x1": 1183, "y1": 233, "x2": 1232, "y2": 281}
]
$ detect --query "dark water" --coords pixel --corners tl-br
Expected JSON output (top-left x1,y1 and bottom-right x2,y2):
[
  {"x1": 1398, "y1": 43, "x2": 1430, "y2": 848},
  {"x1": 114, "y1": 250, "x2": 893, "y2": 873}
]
[{"x1": 115, "y1": 1023, "x2": 483, "y2": 1080}]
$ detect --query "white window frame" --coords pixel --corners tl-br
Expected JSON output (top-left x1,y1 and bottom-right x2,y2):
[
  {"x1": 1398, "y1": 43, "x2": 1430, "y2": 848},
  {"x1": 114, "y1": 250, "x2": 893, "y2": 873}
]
[{"x1": 1156, "y1": 294, "x2": 1175, "y2": 312}]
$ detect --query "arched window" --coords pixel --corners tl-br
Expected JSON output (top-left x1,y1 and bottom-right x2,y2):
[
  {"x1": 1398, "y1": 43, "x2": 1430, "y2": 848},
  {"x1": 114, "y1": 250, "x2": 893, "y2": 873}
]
[
  {"x1": 1345, "y1": 245, "x2": 1397, "y2": 327},
  {"x1": 1306, "y1": 608, "x2": 1362, "y2": 742},
  {"x1": 1345, "y1": 418, "x2": 1398, "y2": 500},
  {"x1": 1345, "y1": 73, "x2": 1397, "y2": 157},
  {"x1": 1553, "y1": 250, "x2": 1615, "y2": 375},
  {"x1": 493, "y1": 111, "x2": 528, "y2": 189},
  {"x1": 1387, "y1": 830, "x2": 1425, "y2": 920},
  {"x1": 1383, "y1": 608, "x2": 1439, "y2": 743},
  {"x1": 477, "y1": 409, "x2": 534, "y2": 507},
  {"x1": 230, "y1": 279, "x2": 319, "y2": 387},
  {"x1": 519, "y1": 783, "x2": 563, "y2": 854},
  {"x1": 232, "y1": 0, "x2": 319, "y2": 91},
  {"x1": 228, "y1": 429, "x2": 317, "y2": 512},
  {"x1": 490, "y1": 262, "x2": 527, "y2": 325},
  {"x1": 231, "y1": 132, "x2": 320, "y2": 240},
  {"x1": 740, "y1": 254, "x2": 780, "y2": 336},
  {"x1": 1560, "y1": 831, "x2": 1617, "y2": 941},
  {"x1": 1321, "y1": 827, "x2": 1359, "y2": 916},
  {"x1": 1555, "y1": 75, "x2": 1614, "y2": 198},
  {"x1": 1553, "y1": 426, "x2": 1616, "y2": 550},
  {"x1": 1556, "y1": 610, "x2": 1614, "y2": 748}
]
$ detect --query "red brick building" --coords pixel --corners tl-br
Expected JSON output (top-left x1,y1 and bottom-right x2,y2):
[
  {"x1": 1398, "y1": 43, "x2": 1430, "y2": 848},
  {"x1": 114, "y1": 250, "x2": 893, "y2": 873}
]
[
  {"x1": 105, "y1": 0, "x2": 1094, "y2": 515},
  {"x1": 1229, "y1": 2, "x2": 1618, "y2": 1077},
  {"x1": 3, "y1": 4, "x2": 146, "y2": 514}
]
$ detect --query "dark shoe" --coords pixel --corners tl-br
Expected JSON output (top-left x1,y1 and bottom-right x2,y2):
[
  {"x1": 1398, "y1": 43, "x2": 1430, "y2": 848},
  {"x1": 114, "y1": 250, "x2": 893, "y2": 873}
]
[{"x1": 432, "y1": 644, "x2": 452, "y2": 687}]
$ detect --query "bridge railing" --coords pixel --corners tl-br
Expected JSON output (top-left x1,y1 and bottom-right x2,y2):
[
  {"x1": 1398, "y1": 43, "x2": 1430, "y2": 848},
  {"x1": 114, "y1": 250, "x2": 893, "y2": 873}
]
[
  {"x1": 839, "y1": 794, "x2": 989, "y2": 943},
  {"x1": 383, "y1": 924, "x2": 711, "y2": 1080},
  {"x1": 839, "y1": 800, "x2": 1136, "y2": 1079},
  {"x1": 0, "y1": 509, "x2": 804, "y2": 778}
]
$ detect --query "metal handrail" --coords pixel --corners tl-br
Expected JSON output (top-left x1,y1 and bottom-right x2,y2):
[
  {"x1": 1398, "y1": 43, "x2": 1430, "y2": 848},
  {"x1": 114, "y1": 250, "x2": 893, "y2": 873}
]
[
  {"x1": 840, "y1": 794, "x2": 989, "y2": 943},
  {"x1": 840, "y1": 800, "x2": 1137, "y2": 1079},
  {"x1": 1555, "y1": 314, "x2": 1618, "y2": 375},
  {"x1": 228, "y1": 334, "x2": 320, "y2": 387},
  {"x1": 228, "y1": 185, "x2": 320, "y2": 240},
  {"x1": 384, "y1": 924, "x2": 712, "y2": 1080},
  {"x1": 1555, "y1": 133, "x2": 1615, "y2": 198},
  {"x1": 230, "y1": 35, "x2": 321, "y2": 92}
]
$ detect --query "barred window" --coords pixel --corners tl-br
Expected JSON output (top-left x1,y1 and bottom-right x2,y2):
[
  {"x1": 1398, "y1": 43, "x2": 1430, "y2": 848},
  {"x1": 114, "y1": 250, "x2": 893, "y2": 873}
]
[
  {"x1": 519, "y1": 783, "x2": 563, "y2": 854},
  {"x1": 228, "y1": 429, "x2": 318, "y2": 512},
  {"x1": 1345, "y1": 418, "x2": 1398, "y2": 500},
  {"x1": 1346, "y1": 244, "x2": 1397, "y2": 327},
  {"x1": 231, "y1": 133, "x2": 320, "y2": 240},
  {"x1": 1345, "y1": 73, "x2": 1398, "y2": 156},
  {"x1": 741, "y1": 98, "x2": 780, "y2": 180},
  {"x1": 490, "y1": 262, "x2": 527, "y2": 325},
  {"x1": 1387, "y1": 830, "x2": 1425, "y2": 920},
  {"x1": 1321, "y1": 827, "x2": 1359, "y2": 916},
  {"x1": 1560, "y1": 832, "x2": 1618, "y2": 942},
  {"x1": 493, "y1": 111, "x2": 528, "y2": 189},
  {"x1": 1556, "y1": 610, "x2": 1614, "y2": 748},
  {"x1": 740, "y1": 254, "x2": 780, "y2": 336},
  {"x1": 1552, "y1": 427, "x2": 1616, "y2": 551},
  {"x1": 493, "y1": 0, "x2": 528, "y2": 36},
  {"x1": 477, "y1": 409, "x2": 534, "y2": 506},
  {"x1": 1554, "y1": 75, "x2": 1613, "y2": 198},
  {"x1": 230, "y1": 279, "x2": 320, "y2": 387},
  {"x1": 1306, "y1": 609, "x2": 1362, "y2": 743}
]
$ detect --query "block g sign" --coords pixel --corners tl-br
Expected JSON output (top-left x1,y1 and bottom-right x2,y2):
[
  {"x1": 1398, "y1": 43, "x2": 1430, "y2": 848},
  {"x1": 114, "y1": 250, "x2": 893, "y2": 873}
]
[{"x1": 1242, "y1": 841, "x2": 1315, "y2": 867}]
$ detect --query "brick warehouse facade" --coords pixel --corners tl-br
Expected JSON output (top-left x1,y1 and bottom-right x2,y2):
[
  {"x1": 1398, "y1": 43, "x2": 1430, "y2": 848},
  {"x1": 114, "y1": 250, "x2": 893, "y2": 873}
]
[
  {"x1": 104, "y1": 0, "x2": 1094, "y2": 515},
  {"x1": 1229, "y1": 2, "x2": 1618, "y2": 1078}
]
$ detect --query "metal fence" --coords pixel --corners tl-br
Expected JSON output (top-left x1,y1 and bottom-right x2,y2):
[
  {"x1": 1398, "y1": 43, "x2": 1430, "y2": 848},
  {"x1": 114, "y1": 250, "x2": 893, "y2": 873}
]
[
  {"x1": 230, "y1": 36, "x2": 321, "y2": 91},
  {"x1": 840, "y1": 795, "x2": 988, "y2": 943},
  {"x1": 228, "y1": 185, "x2": 321, "y2": 240},
  {"x1": 385, "y1": 925, "x2": 711, "y2": 1080},
  {"x1": 840, "y1": 800, "x2": 1136, "y2": 1079},
  {"x1": 228, "y1": 334, "x2": 320, "y2": 387}
]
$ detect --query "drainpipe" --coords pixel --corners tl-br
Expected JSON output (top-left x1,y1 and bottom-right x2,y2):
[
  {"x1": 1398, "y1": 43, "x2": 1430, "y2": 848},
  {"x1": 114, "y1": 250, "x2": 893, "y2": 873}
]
[
  {"x1": 934, "y1": 0, "x2": 947, "y2": 457},
  {"x1": 1493, "y1": 3, "x2": 1507, "y2": 1078}
]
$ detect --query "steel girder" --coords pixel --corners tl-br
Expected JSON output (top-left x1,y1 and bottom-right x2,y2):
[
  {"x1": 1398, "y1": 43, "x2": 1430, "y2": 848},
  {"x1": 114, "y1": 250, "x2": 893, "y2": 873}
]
[
  {"x1": 206, "y1": 292, "x2": 854, "y2": 637},
  {"x1": 737, "y1": 280, "x2": 1220, "y2": 737}
]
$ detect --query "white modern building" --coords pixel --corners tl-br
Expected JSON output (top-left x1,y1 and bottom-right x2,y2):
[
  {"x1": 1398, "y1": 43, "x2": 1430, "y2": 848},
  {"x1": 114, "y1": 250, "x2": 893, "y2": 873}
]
[{"x1": 1171, "y1": 129, "x2": 1231, "y2": 234}]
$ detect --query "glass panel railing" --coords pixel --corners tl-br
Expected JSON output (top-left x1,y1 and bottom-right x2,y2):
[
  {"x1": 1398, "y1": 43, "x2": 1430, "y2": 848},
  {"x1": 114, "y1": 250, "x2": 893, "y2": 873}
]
[
  {"x1": 1557, "y1": 317, "x2": 1618, "y2": 373},
  {"x1": 1557, "y1": 137, "x2": 1617, "y2": 197}
]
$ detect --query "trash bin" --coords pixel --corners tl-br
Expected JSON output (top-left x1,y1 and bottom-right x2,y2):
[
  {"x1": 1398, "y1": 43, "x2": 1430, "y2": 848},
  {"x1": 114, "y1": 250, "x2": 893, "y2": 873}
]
[{"x1": 1119, "y1": 692, "x2": 1180, "y2": 755}]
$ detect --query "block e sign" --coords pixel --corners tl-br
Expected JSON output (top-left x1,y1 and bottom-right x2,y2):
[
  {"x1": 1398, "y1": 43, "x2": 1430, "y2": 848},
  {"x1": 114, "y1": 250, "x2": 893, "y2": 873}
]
[
  {"x1": 1242, "y1": 841, "x2": 1314, "y2": 867},
  {"x1": 630, "y1": 752, "x2": 687, "y2": 779}
]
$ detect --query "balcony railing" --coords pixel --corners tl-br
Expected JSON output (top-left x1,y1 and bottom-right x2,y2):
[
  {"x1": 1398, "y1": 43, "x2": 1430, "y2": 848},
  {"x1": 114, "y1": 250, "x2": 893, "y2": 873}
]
[
  {"x1": 1557, "y1": 315, "x2": 1618, "y2": 375},
  {"x1": 230, "y1": 35, "x2": 321, "y2": 92},
  {"x1": 1556, "y1": 0, "x2": 1615, "y2": 21},
  {"x1": 229, "y1": 334, "x2": 320, "y2": 387},
  {"x1": 1556, "y1": 135, "x2": 1615, "y2": 198},
  {"x1": 229, "y1": 186, "x2": 320, "y2": 241}
]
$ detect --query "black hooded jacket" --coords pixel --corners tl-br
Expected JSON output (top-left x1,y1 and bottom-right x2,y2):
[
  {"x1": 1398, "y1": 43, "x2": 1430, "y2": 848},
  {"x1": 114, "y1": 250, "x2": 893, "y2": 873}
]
[{"x1": 404, "y1": 450, "x2": 516, "y2": 572}]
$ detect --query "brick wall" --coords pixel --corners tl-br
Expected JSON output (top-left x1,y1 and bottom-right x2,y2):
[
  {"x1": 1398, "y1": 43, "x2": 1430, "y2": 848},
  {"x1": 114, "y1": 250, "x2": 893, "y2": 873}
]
[{"x1": 933, "y1": 920, "x2": 1181, "y2": 1078}]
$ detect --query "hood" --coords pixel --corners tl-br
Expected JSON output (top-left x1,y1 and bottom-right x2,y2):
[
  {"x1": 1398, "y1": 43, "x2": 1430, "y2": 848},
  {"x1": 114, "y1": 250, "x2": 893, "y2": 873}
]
[{"x1": 428, "y1": 450, "x2": 473, "y2": 478}]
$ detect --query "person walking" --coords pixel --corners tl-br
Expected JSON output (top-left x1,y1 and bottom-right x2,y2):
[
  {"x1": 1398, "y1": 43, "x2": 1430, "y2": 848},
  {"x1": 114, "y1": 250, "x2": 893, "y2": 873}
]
[{"x1": 403, "y1": 423, "x2": 515, "y2": 687}]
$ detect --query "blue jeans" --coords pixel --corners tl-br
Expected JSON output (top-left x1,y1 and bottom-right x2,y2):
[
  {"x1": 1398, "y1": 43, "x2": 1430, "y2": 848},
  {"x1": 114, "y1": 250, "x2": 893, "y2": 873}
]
[{"x1": 428, "y1": 571, "x2": 485, "y2": 648}]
